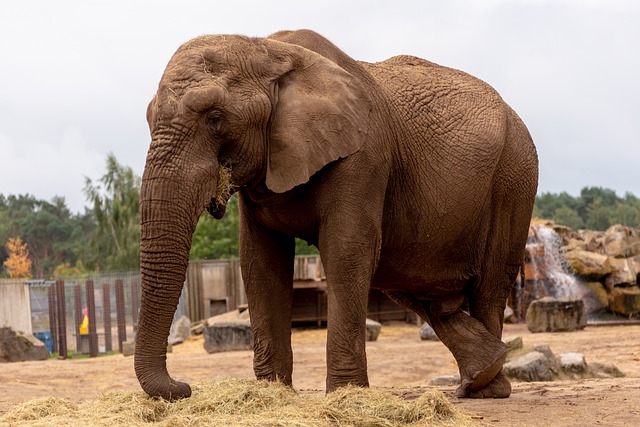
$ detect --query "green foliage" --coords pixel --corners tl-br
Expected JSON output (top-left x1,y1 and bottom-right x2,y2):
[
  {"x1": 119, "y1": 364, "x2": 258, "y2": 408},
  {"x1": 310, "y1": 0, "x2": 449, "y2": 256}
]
[
  {"x1": 295, "y1": 238, "x2": 319, "y2": 255},
  {"x1": 83, "y1": 153, "x2": 141, "y2": 272},
  {"x1": 190, "y1": 195, "x2": 240, "y2": 260},
  {"x1": 0, "y1": 194, "x2": 87, "y2": 277},
  {"x1": 534, "y1": 186, "x2": 640, "y2": 230},
  {"x1": 189, "y1": 195, "x2": 319, "y2": 260}
]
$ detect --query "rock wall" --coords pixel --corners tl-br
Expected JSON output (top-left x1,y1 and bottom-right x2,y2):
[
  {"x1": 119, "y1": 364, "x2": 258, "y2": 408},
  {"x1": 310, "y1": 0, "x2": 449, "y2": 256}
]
[{"x1": 526, "y1": 221, "x2": 640, "y2": 317}]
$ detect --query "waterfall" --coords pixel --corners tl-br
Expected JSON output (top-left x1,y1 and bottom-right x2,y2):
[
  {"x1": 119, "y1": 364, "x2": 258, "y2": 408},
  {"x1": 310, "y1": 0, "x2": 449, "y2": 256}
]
[
  {"x1": 528, "y1": 225, "x2": 581, "y2": 299},
  {"x1": 513, "y1": 224, "x2": 592, "y2": 322}
]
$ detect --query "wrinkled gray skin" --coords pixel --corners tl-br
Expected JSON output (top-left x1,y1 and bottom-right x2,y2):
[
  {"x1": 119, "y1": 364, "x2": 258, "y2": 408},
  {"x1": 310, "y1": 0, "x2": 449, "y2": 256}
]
[{"x1": 135, "y1": 29, "x2": 538, "y2": 401}]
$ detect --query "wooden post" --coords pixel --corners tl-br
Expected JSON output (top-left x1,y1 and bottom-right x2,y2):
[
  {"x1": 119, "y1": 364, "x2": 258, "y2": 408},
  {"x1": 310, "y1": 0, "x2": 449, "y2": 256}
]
[
  {"x1": 86, "y1": 280, "x2": 99, "y2": 357},
  {"x1": 115, "y1": 279, "x2": 127, "y2": 353},
  {"x1": 131, "y1": 279, "x2": 139, "y2": 337},
  {"x1": 103, "y1": 283, "x2": 112, "y2": 352},
  {"x1": 56, "y1": 280, "x2": 68, "y2": 359}
]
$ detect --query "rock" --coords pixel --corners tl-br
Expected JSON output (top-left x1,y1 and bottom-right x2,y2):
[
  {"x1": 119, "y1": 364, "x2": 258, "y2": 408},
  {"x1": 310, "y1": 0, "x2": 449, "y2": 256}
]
[
  {"x1": 564, "y1": 250, "x2": 611, "y2": 279},
  {"x1": 123, "y1": 341, "x2": 172, "y2": 357},
  {"x1": 169, "y1": 315, "x2": 191, "y2": 345},
  {"x1": 206, "y1": 309, "x2": 250, "y2": 326},
  {"x1": 604, "y1": 225, "x2": 640, "y2": 258},
  {"x1": 503, "y1": 351, "x2": 554, "y2": 382},
  {"x1": 122, "y1": 340, "x2": 135, "y2": 357},
  {"x1": 574, "y1": 229, "x2": 606, "y2": 253},
  {"x1": 419, "y1": 322, "x2": 439, "y2": 341},
  {"x1": 559, "y1": 352, "x2": 587, "y2": 377},
  {"x1": 533, "y1": 343, "x2": 560, "y2": 375},
  {"x1": 589, "y1": 362, "x2": 625, "y2": 378},
  {"x1": 581, "y1": 281, "x2": 609, "y2": 313},
  {"x1": 504, "y1": 336, "x2": 523, "y2": 352},
  {"x1": 366, "y1": 318, "x2": 381, "y2": 341},
  {"x1": 503, "y1": 305, "x2": 515, "y2": 323},
  {"x1": 526, "y1": 297, "x2": 586, "y2": 333},
  {"x1": 0, "y1": 327, "x2": 48, "y2": 362},
  {"x1": 605, "y1": 258, "x2": 637, "y2": 287},
  {"x1": 608, "y1": 286, "x2": 640, "y2": 316},
  {"x1": 203, "y1": 322, "x2": 253, "y2": 353},
  {"x1": 429, "y1": 374, "x2": 460, "y2": 386}
]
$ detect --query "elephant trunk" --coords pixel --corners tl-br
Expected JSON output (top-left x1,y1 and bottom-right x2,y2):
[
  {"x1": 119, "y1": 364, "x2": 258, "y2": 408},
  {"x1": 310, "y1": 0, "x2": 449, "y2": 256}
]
[{"x1": 135, "y1": 167, "x2": 212, "y2": 400}]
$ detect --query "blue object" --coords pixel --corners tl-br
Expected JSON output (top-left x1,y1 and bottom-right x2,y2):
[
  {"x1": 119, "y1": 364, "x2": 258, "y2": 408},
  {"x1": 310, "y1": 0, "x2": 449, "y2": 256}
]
[{"x1": 33, "y1": 331, "x2": 53, "y2": 355}]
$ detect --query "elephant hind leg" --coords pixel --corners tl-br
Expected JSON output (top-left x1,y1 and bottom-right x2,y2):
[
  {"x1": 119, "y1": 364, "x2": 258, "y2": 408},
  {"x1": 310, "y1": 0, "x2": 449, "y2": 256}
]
[
  {"x1": 427, "y1": 297, "x2": 507, "y2": 397},
  {"x1": 385, "y1": 291, "x2": 507, "y2": 397}
]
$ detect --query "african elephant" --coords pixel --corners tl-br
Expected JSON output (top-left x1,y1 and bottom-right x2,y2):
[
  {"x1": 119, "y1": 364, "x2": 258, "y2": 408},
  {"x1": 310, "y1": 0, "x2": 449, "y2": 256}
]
[{"x1": 135, "y1": 29, "x2": 538, "y2": 401}]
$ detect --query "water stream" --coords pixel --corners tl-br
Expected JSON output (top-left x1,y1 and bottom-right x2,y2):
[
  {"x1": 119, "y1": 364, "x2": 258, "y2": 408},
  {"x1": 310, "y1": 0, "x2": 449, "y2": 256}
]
[{"x1": 528, "y1": 224, "x2": 581, "y2": 299}]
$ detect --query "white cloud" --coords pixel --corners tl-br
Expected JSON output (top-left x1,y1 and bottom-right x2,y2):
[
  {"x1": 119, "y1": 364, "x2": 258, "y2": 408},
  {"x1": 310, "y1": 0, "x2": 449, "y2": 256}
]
[
  {"x1": 0, "y1": 127, "x2": 103, "y2": 213},
  {"x1": 0, "y1": 0, "x2": 639, "y2": 211}
]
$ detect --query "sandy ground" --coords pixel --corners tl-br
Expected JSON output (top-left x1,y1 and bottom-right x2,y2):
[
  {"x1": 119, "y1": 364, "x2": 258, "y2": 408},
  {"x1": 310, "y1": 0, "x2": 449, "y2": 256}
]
[{"x1": 1, "y1": 322, "x2": 639, "y2": 426}]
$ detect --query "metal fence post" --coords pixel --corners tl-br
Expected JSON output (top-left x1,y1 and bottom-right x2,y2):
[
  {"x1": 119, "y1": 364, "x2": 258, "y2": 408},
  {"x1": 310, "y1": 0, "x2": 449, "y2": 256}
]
[
  {"x1": 48, "y1": 284, "x2": 58, "y2": 354},
  {"x1": 74, "y1": 284, "x2": 83, "y2": 353},
  {"x1": 86, "y1": 280, "x2": 98, "y2": 357},
  {"x1": 115, "y1": 279, "x2": 127, "y2": 353},
  {"x1": 103, "y1": 283, "x2": 112, "y2": 352}
]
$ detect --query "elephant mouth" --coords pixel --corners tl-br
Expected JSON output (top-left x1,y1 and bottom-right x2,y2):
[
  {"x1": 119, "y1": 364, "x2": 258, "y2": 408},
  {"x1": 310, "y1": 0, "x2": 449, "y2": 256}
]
[
  {"x1": 207, "y1": 164, "x2": 236, "y2": 220},
  {"x1": 207, "y1": 198, "x2": 227, "y2": 219}
]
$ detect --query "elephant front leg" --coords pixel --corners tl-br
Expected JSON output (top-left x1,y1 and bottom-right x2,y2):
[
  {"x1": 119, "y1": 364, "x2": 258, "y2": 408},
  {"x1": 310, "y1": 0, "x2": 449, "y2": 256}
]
[
  {"x1": 427, "y1": 297, "x2": 508, "y2": 398},
  {"x1": 240, "y1": 204, "x2": 295, "y2": 384},
  {"x1": 321, "y1": 234, "x2": 380, "y2": 392}
]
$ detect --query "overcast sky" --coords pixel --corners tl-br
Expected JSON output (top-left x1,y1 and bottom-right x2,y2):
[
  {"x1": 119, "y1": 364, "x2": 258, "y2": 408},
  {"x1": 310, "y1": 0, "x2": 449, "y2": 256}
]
[{"x1": 1, "y1": 0, "x2": 638, "y2": 213}]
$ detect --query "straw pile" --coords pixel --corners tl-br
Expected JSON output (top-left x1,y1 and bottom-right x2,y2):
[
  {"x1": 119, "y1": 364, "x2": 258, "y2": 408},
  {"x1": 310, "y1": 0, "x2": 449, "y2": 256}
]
[{"x1": 0, "y1": 378, "x2": 476, "y2": 426}]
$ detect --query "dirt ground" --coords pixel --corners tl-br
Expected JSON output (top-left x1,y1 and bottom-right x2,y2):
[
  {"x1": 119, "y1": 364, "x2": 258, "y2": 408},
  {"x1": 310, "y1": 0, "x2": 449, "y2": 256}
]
[{"x1": 1, "y1": 322, "x2": 639, "y2": 426}]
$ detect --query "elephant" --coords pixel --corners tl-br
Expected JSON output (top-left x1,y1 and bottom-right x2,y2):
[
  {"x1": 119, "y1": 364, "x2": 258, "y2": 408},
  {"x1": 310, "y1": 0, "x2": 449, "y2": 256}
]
[{"x1": 135, "y1": 29, "x2": 538, "y2": 401}]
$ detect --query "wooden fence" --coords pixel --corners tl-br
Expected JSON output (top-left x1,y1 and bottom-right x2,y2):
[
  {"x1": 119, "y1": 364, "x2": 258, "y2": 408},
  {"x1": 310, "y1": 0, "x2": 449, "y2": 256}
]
[{"x1": 185, "y1": 255, "x2": 414, "y2": 324}]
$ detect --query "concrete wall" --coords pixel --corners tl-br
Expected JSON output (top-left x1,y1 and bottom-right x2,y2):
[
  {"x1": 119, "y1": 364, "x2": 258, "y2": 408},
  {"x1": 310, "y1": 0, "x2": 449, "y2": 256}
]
[{"x1": 0, "y1": 281, "x2": 32, "y2": 334}]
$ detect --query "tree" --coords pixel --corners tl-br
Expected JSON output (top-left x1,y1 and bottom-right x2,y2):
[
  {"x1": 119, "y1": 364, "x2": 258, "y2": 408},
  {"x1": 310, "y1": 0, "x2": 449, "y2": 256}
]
[
  {"x1": 189, "y1": 195, "x2": 319, "y2": 260},
  {"x1": 3, "y1": 237, "x2": 32, "y2": 278},
  {"x1": 0, "y1": 194, "x2": 83, "y2": 277},
  {"x1": 190, "y1": 196, "x2": 240, "y2": 260},
  {"x1": 552, "y1": 206, "x2": 584, "y2": 230},
  {"x1": 585, "y1": 198, "x2": 612, "y2": 231},
  {"x1": 84, "y1": 153, "x2": 141, "y2": 271}
]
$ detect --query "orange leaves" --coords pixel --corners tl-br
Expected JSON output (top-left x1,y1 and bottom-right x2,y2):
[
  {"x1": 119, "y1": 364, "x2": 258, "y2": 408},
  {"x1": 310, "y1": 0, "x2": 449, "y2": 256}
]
[{"x1": 3, "y1": 237, "x2": 32, "y2": 278}]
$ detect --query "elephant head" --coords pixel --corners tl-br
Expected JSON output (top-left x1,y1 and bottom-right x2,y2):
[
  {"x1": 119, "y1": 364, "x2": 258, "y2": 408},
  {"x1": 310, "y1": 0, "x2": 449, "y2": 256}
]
[{"x1": 135, "y1": 34, "x2": 371, "y2": 400}]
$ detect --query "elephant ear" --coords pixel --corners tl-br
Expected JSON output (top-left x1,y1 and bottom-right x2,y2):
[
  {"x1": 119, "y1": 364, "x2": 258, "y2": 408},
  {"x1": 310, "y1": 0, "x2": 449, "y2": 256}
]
[{"x1": 266, "y1": 45, "x2": 372, "y2": 193}]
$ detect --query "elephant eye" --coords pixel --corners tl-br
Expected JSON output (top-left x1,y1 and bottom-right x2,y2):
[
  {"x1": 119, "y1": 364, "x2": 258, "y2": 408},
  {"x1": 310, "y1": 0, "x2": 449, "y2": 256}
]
[{"x1": 207, "y1": 112, "x2": 224, "y2": 133}]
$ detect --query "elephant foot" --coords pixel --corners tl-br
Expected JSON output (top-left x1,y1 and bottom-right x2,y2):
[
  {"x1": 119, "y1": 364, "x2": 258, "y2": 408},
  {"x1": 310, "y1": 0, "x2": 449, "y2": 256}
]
[
  {"x1": 142, "y1": 377, "x2": 192, "y2": 401},
  {"x1": 456, "y1": 371, "x2": 511, "y2": 398},
  {"x1": 326, "y1": 374, "x2": 369, "y2": 393},
  {"x1": 429, "y1": 309, "x2": 507, "y2": 395},
  {"x1": 256, "y1": 373, "x2": 293, "y2": 386},
  {"x1": 456, "y1": 338, "x2": 507, "y2": 395}
]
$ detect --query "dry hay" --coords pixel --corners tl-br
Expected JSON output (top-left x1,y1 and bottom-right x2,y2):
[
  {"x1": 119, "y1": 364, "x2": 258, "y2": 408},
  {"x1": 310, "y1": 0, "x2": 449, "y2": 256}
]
[
  {"x1": 216, "y1": 164, "x2": 235, "y2": 206},
  {"x1": 0, "y1": 378, "x2": 476, "y2": 427}
]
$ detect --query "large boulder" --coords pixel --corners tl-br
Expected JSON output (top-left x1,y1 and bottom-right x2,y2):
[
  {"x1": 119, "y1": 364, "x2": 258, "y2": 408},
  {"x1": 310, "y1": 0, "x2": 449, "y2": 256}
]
[
  {"x1": 564, "y1": 250, "x2": 611, "y2": 279},
  {"x1": 605, "y1": 258, "x2": 637, "y2": 287},
  {"x1": 503, "y1": 351, "x2": 554, "y2": 382},
  {"x1": 559, "y1": 352, "x2": 587, "y2": 378},
  {"x1": 169, "y1": 315, "x2": 192, "y2": 345},
  {"x1": 419, "y1": 322, "x2": 439, "y2": 341},
  {"x1": 609, "y1": 286, "x2": 640, "y2": 316},
  {"x1": 526, "y1": 297, "x2": 586, "y2": 333},
  {"x1": 203, "y1": 322, "x2": 253, "y2": 353},
  {"x1": 365, "y1": 318, "x2": 381, "y2": 342},
  {"x1": 0, "y1": 327, "x2": 48, "y2": 362},
  {"x1": 604, "y1": 225, "x2": 640, "y2": 258},
  {"x1": 581, "y1": 281, "x2": 609, "y2": 313}
]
